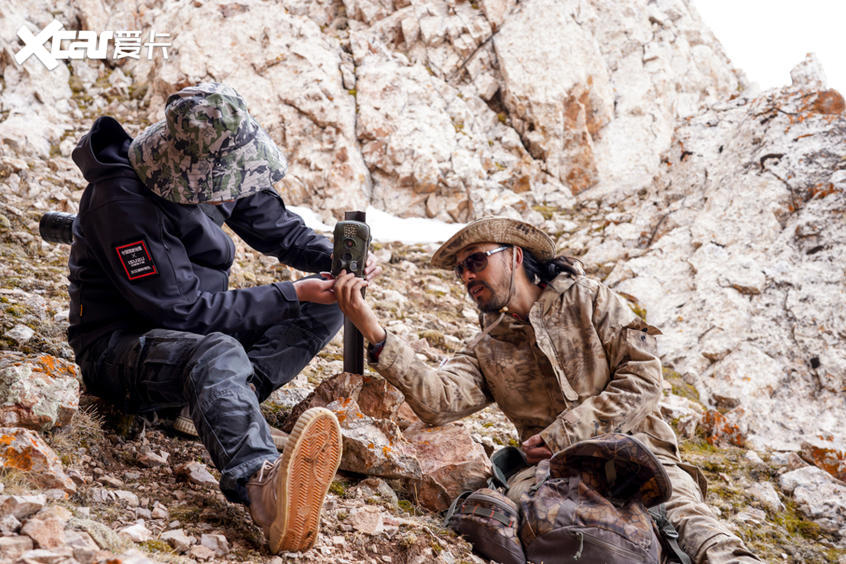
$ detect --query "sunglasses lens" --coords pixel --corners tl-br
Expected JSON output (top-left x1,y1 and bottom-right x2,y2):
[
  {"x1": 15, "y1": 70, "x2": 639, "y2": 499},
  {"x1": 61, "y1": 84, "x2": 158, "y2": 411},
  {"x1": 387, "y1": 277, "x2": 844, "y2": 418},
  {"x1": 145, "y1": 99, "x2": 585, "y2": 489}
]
[
  {"x1": 455, "y1": 253, "x2": 488, "y2": 278},
  {"x1": 467, "y1": 253, "x2": 487, "y2": 273}
]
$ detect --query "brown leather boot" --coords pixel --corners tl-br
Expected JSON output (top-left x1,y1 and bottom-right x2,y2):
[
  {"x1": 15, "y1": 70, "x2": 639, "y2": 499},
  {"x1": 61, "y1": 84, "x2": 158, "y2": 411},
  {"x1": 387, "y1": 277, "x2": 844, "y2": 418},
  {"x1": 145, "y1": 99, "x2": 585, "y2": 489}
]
[{"x1": 246, "y1": 407, "x2": 342, "y2": 553}]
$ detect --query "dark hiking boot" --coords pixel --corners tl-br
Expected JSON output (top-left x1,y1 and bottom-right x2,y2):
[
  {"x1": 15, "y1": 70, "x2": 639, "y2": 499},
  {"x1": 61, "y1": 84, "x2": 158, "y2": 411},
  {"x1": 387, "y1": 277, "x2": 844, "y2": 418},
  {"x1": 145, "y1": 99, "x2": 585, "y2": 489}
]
[{"x1": 246, "y1": 407, "x2": 342, "y2": 553}]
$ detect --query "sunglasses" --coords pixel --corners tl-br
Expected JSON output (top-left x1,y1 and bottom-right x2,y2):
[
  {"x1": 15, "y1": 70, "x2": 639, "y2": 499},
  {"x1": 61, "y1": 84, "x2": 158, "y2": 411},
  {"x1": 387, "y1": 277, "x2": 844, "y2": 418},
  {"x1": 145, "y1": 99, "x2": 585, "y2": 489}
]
[{"x1": 454, "y1": 246, "x2": 510, "y2": 278}]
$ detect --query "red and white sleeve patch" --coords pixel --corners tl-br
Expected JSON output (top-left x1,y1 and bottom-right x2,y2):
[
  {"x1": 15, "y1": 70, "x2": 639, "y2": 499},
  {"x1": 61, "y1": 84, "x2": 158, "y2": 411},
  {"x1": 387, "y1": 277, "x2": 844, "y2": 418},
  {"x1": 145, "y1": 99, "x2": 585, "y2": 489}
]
[{"x1": 115, "y1": 239, "x2": 158, "y2": 281}]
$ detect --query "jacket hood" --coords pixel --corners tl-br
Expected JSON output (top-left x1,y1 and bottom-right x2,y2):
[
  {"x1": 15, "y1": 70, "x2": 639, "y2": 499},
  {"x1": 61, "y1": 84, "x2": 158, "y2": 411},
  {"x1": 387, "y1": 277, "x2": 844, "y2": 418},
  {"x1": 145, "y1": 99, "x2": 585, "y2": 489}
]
[{"x1": 72, "y1": 116, "x2": 136, "y2": 184}]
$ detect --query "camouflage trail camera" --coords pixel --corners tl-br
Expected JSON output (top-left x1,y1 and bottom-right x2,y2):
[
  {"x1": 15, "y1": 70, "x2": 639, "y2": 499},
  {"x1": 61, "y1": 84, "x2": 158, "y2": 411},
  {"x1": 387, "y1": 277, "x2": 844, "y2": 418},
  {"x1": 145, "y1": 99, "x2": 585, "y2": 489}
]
[{"x1": 332, "y1": 219, "x2": 371, "y2": 277}]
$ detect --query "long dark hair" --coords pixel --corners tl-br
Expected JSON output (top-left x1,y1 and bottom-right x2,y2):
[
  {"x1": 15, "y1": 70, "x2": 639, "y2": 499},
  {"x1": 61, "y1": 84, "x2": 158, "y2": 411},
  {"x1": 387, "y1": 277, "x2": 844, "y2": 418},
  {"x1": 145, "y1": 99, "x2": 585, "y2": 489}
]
[{"x1": 521, "y1": 248, "x2": 581, "y2": 284}]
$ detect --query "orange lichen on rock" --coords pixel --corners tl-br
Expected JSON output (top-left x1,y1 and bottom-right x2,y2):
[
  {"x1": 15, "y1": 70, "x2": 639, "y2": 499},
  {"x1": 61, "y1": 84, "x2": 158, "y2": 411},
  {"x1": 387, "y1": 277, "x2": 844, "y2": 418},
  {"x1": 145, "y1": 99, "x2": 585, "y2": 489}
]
[
  {"x1": 0, "y1": 427, "x2": 76, "y2": 493},
  {"x1": 811, "y1": 90, "x2": 845, "y2": 115},
  {"x1": 800, "y1": 442, "x2": 846, "y2": 481},
  {"x1": 701, "y1": 409, "x2": 746, "y2": 447},
  {"x1": 2, "y1": 443, "x2": 34, "y2": 471},
  {"x1": 808, "y1": 182, "x2": 839, "y2": 199},
  {"x1": 35, "y1": 354, "x2": 78, "y2": 380}
]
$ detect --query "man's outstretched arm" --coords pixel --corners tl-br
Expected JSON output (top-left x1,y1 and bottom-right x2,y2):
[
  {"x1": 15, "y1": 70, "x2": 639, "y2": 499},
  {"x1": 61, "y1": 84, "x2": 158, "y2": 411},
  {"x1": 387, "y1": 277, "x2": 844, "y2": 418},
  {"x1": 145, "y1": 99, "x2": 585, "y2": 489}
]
[{"x1": 333, "y1": 271, "x2": 492, "y2": 425}]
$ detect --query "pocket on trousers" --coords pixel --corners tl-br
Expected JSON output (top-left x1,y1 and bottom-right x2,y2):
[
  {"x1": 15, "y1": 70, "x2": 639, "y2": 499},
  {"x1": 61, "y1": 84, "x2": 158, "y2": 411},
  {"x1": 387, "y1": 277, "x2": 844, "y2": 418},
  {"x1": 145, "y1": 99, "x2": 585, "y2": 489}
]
[{"x1": 133, "y1": 331, "x2": 205, "y2": 411}]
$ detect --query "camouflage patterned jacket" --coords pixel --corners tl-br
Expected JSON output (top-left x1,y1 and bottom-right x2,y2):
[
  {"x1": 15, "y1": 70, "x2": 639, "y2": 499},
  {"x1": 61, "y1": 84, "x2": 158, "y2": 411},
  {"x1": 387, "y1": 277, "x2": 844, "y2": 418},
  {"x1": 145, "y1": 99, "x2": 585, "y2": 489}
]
[{"x1": 371, "y1": 273, "x2": 683, "y2": 464}]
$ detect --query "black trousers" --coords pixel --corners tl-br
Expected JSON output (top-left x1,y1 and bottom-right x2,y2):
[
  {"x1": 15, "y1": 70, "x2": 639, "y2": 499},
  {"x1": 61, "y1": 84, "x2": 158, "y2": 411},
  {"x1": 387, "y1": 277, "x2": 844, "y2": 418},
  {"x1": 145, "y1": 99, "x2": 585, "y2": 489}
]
[{"x1": 75, "y1": 301, "x2": 343, "y2": 504}]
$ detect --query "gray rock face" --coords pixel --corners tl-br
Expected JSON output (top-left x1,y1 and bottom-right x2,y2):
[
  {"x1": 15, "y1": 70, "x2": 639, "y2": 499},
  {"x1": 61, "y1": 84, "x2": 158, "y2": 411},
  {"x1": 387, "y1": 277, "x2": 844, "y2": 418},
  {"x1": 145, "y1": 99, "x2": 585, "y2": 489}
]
[
  {"x1": 10, "y1": 0, "x2": 739, "y2": 223},
  {"x1": 779, "y1": 466, "x2": 846, "y2": 536},
  {"x1": 602, "y1": 83, "x2": 845, "y2": 455},
  {"x1": 127, "y1": 0, "x2": 370, "y2": 218},
  {"x1": 0, "y1": 0, "x2": 76, "y2": 157}
]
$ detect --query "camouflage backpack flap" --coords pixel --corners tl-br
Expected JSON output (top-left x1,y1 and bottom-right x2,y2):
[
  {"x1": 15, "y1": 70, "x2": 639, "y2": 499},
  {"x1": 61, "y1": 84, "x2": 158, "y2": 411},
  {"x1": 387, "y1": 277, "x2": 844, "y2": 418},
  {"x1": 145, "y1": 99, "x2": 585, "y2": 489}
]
[
  {"x1": 445, "y1": 488, "x2": 526, "y2": 564},
  {"x1": 549, "y1": 432, "x2": 672, "y2": 508},
  {"x1": 519, "y1": 433, "x2": 671, "y2": 564}
]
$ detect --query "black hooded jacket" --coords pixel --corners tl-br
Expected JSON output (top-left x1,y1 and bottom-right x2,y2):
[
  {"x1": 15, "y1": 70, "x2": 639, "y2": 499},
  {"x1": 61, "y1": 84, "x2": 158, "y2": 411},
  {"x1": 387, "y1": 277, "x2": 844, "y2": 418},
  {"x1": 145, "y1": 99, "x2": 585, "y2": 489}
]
[{"x1": 67, "y1": 116, "x2": 333, "y2": 355}]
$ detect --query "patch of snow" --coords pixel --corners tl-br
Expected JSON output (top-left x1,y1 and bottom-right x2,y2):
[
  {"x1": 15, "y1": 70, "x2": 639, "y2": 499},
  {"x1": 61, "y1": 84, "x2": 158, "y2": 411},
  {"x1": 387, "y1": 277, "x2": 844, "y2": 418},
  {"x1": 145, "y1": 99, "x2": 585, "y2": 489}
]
[{"x1": 288, "y1": 206, "x2": 465, "y2": 244}]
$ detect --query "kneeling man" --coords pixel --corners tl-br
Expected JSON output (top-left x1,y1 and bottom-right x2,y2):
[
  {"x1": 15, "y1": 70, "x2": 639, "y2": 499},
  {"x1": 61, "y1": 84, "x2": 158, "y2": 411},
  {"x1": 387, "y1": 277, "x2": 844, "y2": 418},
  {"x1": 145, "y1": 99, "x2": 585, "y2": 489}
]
[{"x1": 333, "y1": 217, "x2": 758, "y2": 563}]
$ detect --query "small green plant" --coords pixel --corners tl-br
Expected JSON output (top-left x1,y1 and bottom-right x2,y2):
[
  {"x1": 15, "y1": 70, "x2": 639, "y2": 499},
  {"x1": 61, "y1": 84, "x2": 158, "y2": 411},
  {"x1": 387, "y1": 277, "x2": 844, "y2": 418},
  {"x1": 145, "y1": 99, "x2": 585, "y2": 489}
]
[
  {"x1": 663, "y1": 367, "x2": 700, "y2": 402},
  {"x1": 140, "y1": 539, "x2": 173, "y2": 553},
  {"x1": 397, "y1": 499, "x2": 416, "y2": 514},
  {"x1": 329, "y1": 480, "x2": 347, "y2": 496}
]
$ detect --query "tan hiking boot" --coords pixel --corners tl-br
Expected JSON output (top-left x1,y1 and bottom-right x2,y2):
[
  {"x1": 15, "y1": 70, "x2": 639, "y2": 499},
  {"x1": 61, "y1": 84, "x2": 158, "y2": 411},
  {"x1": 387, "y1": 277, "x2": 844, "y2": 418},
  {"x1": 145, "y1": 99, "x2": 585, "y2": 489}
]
[
  {"x1": 246, "y1": 407, "x2": 342, "y2": 553},
  {"x1": 174, "y1": 406, "x2": 289, "y2": 450}
]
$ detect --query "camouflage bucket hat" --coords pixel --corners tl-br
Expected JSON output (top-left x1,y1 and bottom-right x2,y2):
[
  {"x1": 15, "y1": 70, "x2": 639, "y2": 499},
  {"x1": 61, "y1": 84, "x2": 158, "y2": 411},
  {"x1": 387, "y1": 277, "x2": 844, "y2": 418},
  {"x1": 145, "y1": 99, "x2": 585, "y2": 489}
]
[
  {"x1": 128, "y1": 82, "x2": 287, "y2": 204},
  {"x1": 431, "y1": 217, "x2": 555, "y2": 269}
]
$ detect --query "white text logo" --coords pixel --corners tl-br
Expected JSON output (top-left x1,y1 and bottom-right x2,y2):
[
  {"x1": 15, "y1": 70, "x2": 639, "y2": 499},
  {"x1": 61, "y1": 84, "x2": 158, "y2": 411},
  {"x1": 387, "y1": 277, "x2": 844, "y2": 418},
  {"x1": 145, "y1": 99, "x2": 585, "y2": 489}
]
[{"x1": 14, "y1": 20, "x2": 171, "y2": 70}]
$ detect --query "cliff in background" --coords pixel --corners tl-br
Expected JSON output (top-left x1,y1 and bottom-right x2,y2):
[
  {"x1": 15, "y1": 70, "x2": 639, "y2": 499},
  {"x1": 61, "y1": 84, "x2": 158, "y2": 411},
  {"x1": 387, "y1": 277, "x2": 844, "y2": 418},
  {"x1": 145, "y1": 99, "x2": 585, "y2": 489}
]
[{"x1": 0, "y1": 0, "x2": 844, "y2": 562}]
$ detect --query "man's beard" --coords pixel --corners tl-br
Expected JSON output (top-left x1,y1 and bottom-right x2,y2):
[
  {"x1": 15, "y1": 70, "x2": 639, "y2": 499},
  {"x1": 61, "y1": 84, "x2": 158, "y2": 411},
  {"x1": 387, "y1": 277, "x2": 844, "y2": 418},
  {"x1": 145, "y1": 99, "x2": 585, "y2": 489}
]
[{"x1": 467, "y1": 280, "x2": 509, "y2": 313}]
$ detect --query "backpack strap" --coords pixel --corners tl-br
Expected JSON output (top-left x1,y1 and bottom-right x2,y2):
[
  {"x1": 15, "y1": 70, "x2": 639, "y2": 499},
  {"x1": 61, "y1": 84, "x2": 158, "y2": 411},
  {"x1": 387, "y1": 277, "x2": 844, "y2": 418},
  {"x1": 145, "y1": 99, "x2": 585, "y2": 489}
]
[
  {"x1": 649, "y1": 504, "x2": 692, "y2": 564},
  {"x1": 527, "y1": 459, "x2": 550, "y2": 496},
  {"x1": 443, "y1": 490, "x2": 472, "y2": 527},
  {"x1": 198, "y1": 203, "x2": 227, "y2": 226},
  {"x1": 443, "y1": 490, "x2": 518, "y2": 529}
]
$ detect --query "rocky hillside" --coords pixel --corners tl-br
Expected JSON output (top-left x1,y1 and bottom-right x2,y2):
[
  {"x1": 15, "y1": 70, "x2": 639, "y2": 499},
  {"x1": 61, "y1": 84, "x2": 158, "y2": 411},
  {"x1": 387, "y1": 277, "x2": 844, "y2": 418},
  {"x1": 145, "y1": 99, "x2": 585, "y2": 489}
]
[{"x1": 1, "y1": 0, "x2": 845, "y2": 562}]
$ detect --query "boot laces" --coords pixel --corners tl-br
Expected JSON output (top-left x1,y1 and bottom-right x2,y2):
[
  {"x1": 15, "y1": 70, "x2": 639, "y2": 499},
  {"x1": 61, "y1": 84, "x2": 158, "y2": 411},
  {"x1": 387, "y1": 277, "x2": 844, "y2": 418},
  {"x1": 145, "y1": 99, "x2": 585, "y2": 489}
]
[{"x1": 254, "y1": 459, "x2": 275, "y2": 482}]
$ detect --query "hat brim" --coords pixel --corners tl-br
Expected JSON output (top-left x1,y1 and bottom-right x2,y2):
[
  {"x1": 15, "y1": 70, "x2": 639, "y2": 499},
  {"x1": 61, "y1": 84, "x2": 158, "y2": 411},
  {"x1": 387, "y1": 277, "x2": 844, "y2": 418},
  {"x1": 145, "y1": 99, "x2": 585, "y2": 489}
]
[
  {"x1": 431, "y1": 217, "x2": 555, "y2": 269},
  {"x1": 128, "y1": 119, "x2": 288, "y2": 205}
]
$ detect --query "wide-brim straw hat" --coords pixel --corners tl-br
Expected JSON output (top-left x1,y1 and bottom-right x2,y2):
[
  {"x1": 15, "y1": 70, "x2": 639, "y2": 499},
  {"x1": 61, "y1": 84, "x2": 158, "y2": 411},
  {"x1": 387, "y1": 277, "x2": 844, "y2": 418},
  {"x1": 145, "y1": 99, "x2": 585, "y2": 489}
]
[
  {"x1": 431, "y1": 217, "x2": 555, "y2": 269},
  {"x1": 129, "y1": 82, "x2": 287, "y2": 204}
]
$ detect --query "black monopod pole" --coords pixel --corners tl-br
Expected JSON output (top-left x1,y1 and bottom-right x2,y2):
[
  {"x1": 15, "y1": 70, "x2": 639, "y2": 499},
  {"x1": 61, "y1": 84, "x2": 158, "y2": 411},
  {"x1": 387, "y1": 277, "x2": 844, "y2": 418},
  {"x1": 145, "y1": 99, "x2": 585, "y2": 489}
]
[{"x1": 343, "y1": 210, "x2": 366, "y2": 374}]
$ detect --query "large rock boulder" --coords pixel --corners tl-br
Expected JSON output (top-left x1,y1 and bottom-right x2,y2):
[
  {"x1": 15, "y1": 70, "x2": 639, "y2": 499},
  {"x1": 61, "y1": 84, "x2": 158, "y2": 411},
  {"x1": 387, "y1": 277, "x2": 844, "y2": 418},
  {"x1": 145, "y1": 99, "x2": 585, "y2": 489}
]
[
  {"x1": 288, "y1": 373, "x2": 491, "y2": 510},
  {"x1": 282, "y1": 372, "x2": 408, "y2": 431},
  {"x1": 0, "y1": 353, "x2": 79, "y2": 431},
  {"x1": 327, "y1": 396, "x2": 422, "y2": 479},
  {"x1": 779, "y1": 465, "x2": 846, "y2": 537},
  {"x1": 0, "y1": 427, "x2": 76, "y2": 494},
  {"x1": 404, "y1": 422, "x2": 490, "y2": 511}
]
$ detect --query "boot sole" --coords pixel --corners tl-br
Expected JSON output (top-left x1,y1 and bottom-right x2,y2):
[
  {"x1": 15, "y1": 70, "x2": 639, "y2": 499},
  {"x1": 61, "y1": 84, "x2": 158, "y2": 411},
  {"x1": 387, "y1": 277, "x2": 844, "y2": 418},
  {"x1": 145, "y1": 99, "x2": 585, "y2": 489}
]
[{"x1": 269, "y1": 407, "x2": 342, "y2": 553}]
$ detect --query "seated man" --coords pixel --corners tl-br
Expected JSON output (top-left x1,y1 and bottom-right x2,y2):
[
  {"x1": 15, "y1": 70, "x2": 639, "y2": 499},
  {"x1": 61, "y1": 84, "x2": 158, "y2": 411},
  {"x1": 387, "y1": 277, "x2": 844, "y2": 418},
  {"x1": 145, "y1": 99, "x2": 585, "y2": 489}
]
[
  {"x1": 67, "y1": 82, "x2": 366, "y2": 553},
  {"x1": 333, "y1": 217, "x2": 759, "y2": 563}
]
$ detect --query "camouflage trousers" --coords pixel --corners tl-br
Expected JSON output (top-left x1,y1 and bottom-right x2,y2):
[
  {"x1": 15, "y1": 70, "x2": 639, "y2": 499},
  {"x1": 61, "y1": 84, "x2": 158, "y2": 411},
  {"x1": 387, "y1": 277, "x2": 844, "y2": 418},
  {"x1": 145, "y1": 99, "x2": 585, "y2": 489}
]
[
  {"x1": 76, "y1": 301, "x2": 342, "y2": 504},
  {"x1": 506, "y1": 461, "x2": 761, "y2": 563}
]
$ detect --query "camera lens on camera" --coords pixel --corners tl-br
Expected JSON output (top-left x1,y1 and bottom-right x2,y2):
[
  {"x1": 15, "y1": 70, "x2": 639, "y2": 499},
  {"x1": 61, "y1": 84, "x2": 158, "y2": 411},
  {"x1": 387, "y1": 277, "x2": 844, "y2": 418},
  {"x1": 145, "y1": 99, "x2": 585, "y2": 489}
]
[{"x1": 39, "y1": 212, "x2": 76, "y2": 244}]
